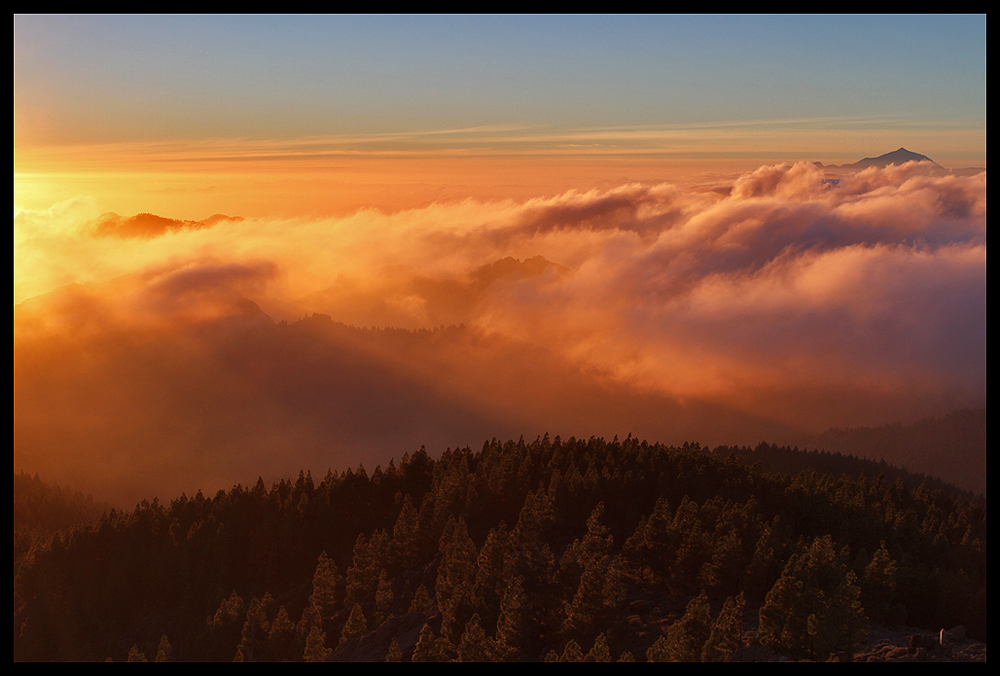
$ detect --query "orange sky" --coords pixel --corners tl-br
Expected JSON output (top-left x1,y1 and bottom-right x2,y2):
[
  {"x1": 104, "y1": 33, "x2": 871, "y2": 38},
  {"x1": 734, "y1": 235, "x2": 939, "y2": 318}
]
[{"x1": 13, "y1": 141, "x2": 792, "y2": 221}]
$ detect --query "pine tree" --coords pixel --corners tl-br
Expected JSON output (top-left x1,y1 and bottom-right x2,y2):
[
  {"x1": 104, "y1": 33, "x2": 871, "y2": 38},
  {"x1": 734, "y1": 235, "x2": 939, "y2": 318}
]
[
  {"x1": 493, "y1": 575, "x2": 531, "y2": 661},
  {"x1": 412, "y1": 624, "x2": 457, "y2": 662},
  {"x1": 561, "y1": 503, "x2": 620, "y2": 644},
  {"x1": 668, "y1": 498, "x2": 708, "y2": 597},
  {"x1": 309, "y1": 550, "x2": 340, "y2": 616},
  {"x1": 743, "y1": 518, "x2": 784, "y2": 602},
  {"x1": 434, "y1": 633, "x2": 459, "y2": 662},
  {"x1": 557, "y1": 639, "x2": 584, "y2": 662},
  {"x1": 390, "y1": 493, "x2": 420, "y2": 573},
  {"x1": 457, "y1": 613, "x2": 496, "y2": 662},
  {"x1": 154, "y1": 634, "x2": 172, "y2": 662},
  {"x1": 584, "y1": 633, "x2": 612, "y2": 662},
  {"x1": 758, "y1": 535, "x2": 867, "y2": 661},
  {"x1": 210, "y1": 589, "x2": 246, "y2": 627},
  {"x1": 385, "y1": 636, "x2": 402, "y2": 662},
  {"x1": 266, "y1": 605, "x2": 297, "y2": 662},
  {"x1": 303, "y1": 625, "x2": 331, "y2": 662},
  {"x1": 375, "y1": 572, "x2": 395, "y2": 622},
  {"x1": 645, "y1": 635, "x2": 670, "y2": 662},
  {"x1": 620, "y1": 496, "x2": 673, "y2": 586},
  {"x1": 823, "y1": 570, "x2": 867, "y2": 661},
  {"x1": 344, "y1": 532, "x2": 379, "y2": 609},
  {"x1": 339, "y1": 603, "x2": 368, "y2": 646},
  {"x1": 236, "y1": 594, "x2": 272, "y2": 662},
  {"x1": 861, "y1": 541, "x2": 901, "y2": 624},
  {"x1": 435, "y1": 516, "x2": 479, "y2": 642},
  {"x1": 296, "y1": 602, "x2": 323, "y2": 647},
  {"x1": 206, "y1": 590, "x2": 246, "y2": 662},
  {"x1": 660, "y1": 590, "x2": 712, "y2": 661},
  {"x1": 701, "y1": 592, "x2": 744, "y2": 662},
  {"x1": 471, "y1": 522, "x2": 512, "y2": 631},
  {"x1": 409, "y1": 583, "x2": 432, "y2": 614},
  {"x1": 344, "y1": 530, "x2": 388, "y2": 607},
  {"x1": 699, "y1": 528, "x2": 745, "y2": 596},
  {"x1": 411, "y1": 624, "x2": 440, "y2": 663}
]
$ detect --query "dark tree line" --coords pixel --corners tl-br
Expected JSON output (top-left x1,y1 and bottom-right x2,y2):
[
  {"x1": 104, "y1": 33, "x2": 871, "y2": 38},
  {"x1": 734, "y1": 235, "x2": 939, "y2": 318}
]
[{"x1": 14, "y1": 435, "x2": 986, "y2": 661}]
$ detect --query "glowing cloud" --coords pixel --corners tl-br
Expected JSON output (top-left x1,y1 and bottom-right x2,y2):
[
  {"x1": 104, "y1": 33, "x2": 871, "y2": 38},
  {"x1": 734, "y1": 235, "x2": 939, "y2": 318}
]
[{"x1": 14, "y1": 160, "x2": 985, "y2": 504}]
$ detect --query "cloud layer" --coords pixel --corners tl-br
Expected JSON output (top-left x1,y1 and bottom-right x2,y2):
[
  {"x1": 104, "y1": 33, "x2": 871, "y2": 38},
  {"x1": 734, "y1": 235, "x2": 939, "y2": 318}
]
[{"x1": 14, "y1": 161, "x2": 985, "y2": 504}]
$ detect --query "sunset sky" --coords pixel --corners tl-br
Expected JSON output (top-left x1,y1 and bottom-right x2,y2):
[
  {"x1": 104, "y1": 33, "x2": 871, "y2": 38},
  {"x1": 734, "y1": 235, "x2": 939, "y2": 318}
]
[
  {"x1": 15, "y1": 15, "x2": 985, "y2": 217},
  {"x1": 13, "y1": 15, "x2": 986, "y2": 504}
]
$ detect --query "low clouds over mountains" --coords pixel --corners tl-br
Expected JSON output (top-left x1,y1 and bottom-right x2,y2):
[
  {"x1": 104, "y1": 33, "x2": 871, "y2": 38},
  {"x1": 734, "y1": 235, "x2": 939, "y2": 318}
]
[{"x1": 14, "y1": 156, "x2": 985, "y2": 504}]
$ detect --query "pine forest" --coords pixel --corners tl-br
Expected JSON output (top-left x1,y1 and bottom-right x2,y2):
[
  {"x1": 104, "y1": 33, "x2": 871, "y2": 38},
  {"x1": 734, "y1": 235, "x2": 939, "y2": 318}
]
[{"x1": 14, "y1": 435, "x2": 987, "y2": 662}]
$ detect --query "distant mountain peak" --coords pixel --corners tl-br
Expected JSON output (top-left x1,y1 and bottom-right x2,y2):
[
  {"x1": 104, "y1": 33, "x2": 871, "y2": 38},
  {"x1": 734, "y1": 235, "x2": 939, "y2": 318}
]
[
  {"x1": 816, "y1": 148, "x2": 953, "y2": 174},
  {"x1": 861, "y1": 147, "x2": 934, "y2": 164},
  {"x1": 850, "y1": 148, "x2": 941, "y2": 169}
]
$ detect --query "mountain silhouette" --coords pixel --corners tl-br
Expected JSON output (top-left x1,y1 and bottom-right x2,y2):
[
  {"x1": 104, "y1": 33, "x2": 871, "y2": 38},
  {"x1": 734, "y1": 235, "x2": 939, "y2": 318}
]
[
  {"x1": 87, "y1": 212, "x2": 244, "y2": 238},
  {"x1": 813, "y1": 148, "x2": 949, "y2": 173},
  {"x1": 849, "y1": 147, "x2": 939, "y2": 169}
]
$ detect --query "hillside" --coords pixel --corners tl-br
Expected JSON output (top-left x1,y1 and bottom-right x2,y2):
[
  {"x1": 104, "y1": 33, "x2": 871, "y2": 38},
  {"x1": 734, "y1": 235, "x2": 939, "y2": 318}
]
[
  {"x1": 795, "y1": 409, "x2": 986, "y2": 497},
  {"x1": 14, "y1": 436, "x2": 986, "y2": 661}
]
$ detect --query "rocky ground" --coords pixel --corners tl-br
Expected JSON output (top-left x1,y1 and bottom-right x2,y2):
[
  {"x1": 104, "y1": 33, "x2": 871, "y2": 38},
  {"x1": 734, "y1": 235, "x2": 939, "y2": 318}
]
[{"x1": 850, "y1": 623, "x2": 986, "y2": 663}]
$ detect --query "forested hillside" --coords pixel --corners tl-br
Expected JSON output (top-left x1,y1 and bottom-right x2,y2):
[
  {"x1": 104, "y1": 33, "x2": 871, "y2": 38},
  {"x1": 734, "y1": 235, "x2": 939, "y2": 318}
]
[
  {"x1": 797, "y1": 409, "x2": 987, "y2": 497},
  {"x1": 712, "y1": 440, "x2": 984, "y2": 505},
  {"x1": 13, "y1": 436, "x2": 986, "y2": 662},
  {"x1": 14, "y1": 472, "x2": 113, "y2": 572},
  {"x1": 14, "y1": 471, "x2": 111, "y2": 536}
]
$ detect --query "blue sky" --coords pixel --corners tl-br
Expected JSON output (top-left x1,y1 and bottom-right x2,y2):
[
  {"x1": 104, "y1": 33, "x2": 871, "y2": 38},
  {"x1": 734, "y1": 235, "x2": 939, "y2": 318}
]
[{"x1": 14, "y1": 14, "x2": 986, "y2": 163}]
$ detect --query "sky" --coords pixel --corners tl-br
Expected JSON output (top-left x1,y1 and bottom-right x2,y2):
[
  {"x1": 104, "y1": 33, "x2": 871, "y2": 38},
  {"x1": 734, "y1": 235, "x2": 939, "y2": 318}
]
[
  {"x1": 13, "y1": 15, "x2": 986, "y2": 504},
  {"x1": 14, "y1": 14, "x2": 986, "y2": 217}
]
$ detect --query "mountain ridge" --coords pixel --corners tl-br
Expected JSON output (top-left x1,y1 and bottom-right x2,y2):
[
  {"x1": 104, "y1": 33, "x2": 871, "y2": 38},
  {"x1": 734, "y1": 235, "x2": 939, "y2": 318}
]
[
  {"x1": 819, "y1": 147, "x2": 983, "y2": 175},
  {"x1": 851, "y1": 147, "x2": 938, "y2": 168}
]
